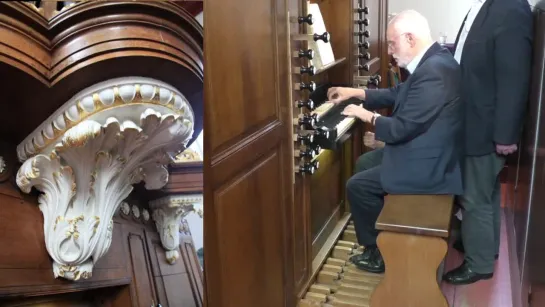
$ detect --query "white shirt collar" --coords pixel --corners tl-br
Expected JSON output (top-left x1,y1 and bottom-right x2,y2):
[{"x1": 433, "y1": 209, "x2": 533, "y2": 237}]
[
  {"x1": 406, "y1": 43, "x2": 434, "y2": 74},
  {"x1": 465, "y1": 0, "x2": 486, "y2": 31}
]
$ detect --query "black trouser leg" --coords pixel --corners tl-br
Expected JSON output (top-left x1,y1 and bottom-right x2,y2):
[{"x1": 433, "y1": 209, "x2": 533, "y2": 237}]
[
  {"x1": 354, "y1": 148, "x2": 384, "y2": 173},
  {"x1": 346, "y1": 166, "x2": 386, "y2": 246}
]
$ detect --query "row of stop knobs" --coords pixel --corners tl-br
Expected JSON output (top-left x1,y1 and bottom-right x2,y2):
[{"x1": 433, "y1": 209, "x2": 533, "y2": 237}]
[
  {"x1": 291, "y1": 13, "x2": 325, "y2": 175},
  {"x1": 293, "y1": 127, "x2": 331, "y2": 174},
  {"x1": 290, "y1": 13, "x2": 330, "y2": 77},
  {"x1": 293, "y1": 74, "x2": 379, "y2": 93},
  {"x1": 355, "y1": 4, "x2": 372, "y2": 74}
]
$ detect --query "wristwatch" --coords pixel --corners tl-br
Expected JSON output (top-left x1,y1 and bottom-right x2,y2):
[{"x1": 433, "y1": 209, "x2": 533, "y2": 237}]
[{"x1": 371, "y1": 112, "x2": 380, "y2": 125}]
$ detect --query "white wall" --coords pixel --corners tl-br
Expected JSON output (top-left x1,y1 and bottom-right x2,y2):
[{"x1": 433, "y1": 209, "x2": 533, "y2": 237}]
[
  {"x1": 195, "y1": 11, "x2": 203, "y2": 25},
  {"x1": 388, "y1": 0, "x2": 473, "y2": 44},
  {"x1": 389, "y1": 0, "x2": 537, "y2": 44}
]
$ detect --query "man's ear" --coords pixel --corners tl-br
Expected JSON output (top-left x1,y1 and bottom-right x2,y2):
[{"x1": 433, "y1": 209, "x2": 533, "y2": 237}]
[{"x1": 406, "y1": 33, "x2": 415, "y2": 47}]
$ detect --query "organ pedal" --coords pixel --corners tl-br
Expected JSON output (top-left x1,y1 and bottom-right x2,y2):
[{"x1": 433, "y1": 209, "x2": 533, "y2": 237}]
[{"x1": 298, "y1": 220, "x2": 384, "y2": 307}]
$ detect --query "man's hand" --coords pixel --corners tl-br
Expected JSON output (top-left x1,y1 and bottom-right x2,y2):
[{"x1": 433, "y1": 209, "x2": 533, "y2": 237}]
[
  {"x1": 327, "y1": 87, "x2": 365, "y2": 104},
  {"x1": 364, "y1": 131, "x2": 385, "y2": 149},
  {"x1": 496, "y1": 144, "x2": 518, "y2": 155},
  {"x1": 342, "y1": 104, "x2": 374, "y2": 122}
]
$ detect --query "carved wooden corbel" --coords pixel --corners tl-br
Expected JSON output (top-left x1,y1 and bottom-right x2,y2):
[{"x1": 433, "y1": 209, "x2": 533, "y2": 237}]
[
  {"x1": 150, "y1": 194, "x2": 203, "y2": 264},
  {"x1": 15, "y1": 77, "x2": 195, "y2": 281}
]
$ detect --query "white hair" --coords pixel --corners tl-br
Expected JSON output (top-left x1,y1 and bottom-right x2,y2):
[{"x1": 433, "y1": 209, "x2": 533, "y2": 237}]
[{"x1": 389, "y1": 10, "x2": 433, "y2": 42}]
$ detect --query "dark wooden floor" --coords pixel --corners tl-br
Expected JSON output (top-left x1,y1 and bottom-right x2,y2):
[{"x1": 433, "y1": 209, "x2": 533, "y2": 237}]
[{"x1": 441, "y1": 186, "x2": 513, "y2": 307}]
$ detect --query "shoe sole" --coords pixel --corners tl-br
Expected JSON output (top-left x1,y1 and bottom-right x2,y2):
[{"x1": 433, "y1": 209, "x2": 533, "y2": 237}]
[
  {"x1": 354, "y1": 264, "x2": 385, "y2": 274},
  {"x1": 443, "y1": 274, "x2": 493, "y2": 285}
]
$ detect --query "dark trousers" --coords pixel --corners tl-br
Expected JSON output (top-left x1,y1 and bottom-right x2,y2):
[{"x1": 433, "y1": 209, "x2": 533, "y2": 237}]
[
  {"x1": 355, "y1": 148, "x2": 384, "y2": 173},
  {"x1": 346, "y1": 166, "x2": 386, "y2": 246},
  {"x1": 460, "y1": 153, "x2": 505, "y2": 273}
]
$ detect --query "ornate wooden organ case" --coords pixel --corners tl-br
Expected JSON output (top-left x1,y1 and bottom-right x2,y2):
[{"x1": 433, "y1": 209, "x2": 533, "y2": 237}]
[
  {"x1": 0, "y1": 1, "x2": 204, "y2": 306},
  {"x1": 204, "y1": 0, "x2": 389, "y2": 305}
]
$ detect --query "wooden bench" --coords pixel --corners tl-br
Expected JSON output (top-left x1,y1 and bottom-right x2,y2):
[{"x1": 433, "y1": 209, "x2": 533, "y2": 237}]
[{"x1": 370, "y1": 194, "x2": 454, "y2": 307}]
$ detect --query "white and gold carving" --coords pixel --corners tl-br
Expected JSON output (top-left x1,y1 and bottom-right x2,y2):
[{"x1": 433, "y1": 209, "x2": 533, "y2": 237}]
[
  {"x1": 142, "y1": 209, "x2": 150, "y2": 222},
  {"x1": 150, "y1": 194, "x2": 202, "y2": 264},
  {"x1": 16, "y1": 77, "x2": 195, "y2": 281},
  {"x1": 17, "y1": 77, "x2": 193, "y2": 162},
  {"x1": 131, "y1": 205, "x2": 141, "y2": 219},
  {"x1": 120, "y1": 202, "x2": 130, "y2": 216},
  {"x1": 0, "y1": 156, "x2": 6, "y2": 174},
  {"x1": 174, "y1": 148, "x2": 202, "y2": 163}
]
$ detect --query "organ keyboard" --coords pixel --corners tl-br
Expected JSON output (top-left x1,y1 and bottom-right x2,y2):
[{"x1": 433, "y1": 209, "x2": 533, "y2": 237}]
[
  {"x1": 298, "y1": 220, "x2": 383, "y2": 307},
  {"x1": 308, "y1": 84, "x2": 363, "y2": 150}
]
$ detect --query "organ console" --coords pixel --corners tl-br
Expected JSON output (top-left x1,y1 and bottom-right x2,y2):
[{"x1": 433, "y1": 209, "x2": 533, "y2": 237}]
[{"x1": 205, "y1": 0, "x2": 391, "y2": 305}]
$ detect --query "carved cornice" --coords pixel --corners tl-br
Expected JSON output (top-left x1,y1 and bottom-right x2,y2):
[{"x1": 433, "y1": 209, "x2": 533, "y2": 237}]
[
  {"x1": 0, "y1": 1, "x2": 203, "y2": 86},
  {"x1": 17, "y1": 77, "x2": 194, "y2": 162},
  {"x1": 150, "y1": 194, "x2": 202, "y2": 264},
  {"x1": 15, "y1": 77, "x2": 194, "y2": 281}
]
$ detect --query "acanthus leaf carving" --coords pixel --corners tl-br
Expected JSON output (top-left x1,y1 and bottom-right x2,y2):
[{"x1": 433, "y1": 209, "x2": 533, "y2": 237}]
[
  {"x1": 16, "y1": 77, "x2": 195, "y2": 281},
  {"x1": 150, "y1": 195, "x2": 202, "y2": 264}
]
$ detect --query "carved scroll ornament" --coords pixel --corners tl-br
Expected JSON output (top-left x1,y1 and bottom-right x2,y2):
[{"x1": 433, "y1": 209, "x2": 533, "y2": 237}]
[
  {"x1": 150, "y1": 194, "x2": 203, "y2": 264},
  {"x1": 16, "y1": 77, "x2": 194, "y2": 281}
]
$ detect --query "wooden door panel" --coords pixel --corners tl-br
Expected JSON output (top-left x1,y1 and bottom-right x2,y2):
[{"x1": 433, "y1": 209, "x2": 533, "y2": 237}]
[
  {"x1": 205, "y1": 0, "x2": 281, "y2": 155},
  {"x1": 123, "y1": 225, "x2": 157, "y2": 307},
  {"x1": 204, "y1": 0, "x2": 293, "y2": 306},
  {"x1": 213, "y1": 152, "x2": 286, "y2": 306}
]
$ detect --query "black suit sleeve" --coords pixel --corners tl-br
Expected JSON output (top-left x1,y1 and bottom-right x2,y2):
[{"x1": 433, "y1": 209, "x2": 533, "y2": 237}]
[
  {"x1": 493, "y1": 9, "x2": 533, "y2": 145},
  {"x1": 363, "y1": 85, "x2": 402, "y2": 110},
  {"x1": 374, "y1": 71, "x2": 445, "y2": 144}
]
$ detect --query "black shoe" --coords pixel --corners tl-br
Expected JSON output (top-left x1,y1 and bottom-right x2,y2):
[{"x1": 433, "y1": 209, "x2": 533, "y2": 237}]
[
  {"x1": 453, "y1": 239, "x2": 499, "y2": 260},
  {"x1": 442, "y1": 261, "x2": 493, "y2": 285},
  {"x1": 349, "y1": 247, "x2": 374, "y2": 264},
  {"x1": 353, "y1": 246, "x2": 385, "y2": 273}
]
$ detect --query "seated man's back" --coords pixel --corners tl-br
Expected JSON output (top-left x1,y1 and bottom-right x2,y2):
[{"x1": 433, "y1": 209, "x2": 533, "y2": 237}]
[
  {"x1": 376, "y1": 46, "x2": 463, "y2": 195},
  {"x1": 325, "y1": 9, "x2": 463, "y2": 274}
]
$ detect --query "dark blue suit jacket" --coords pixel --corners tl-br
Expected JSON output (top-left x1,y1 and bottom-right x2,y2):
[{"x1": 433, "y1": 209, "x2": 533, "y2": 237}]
[
  {"x1": 453, "y1": 0, "x2": 533, "y2": 156},
  {"x1": 364, "y1": 43, "x2": 464, "y2": 195}
]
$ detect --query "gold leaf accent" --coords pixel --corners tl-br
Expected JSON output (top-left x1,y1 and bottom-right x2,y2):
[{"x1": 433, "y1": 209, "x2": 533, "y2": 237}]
[{"x1": 23, "y1": 83, "x2": 187, "y2": 160}]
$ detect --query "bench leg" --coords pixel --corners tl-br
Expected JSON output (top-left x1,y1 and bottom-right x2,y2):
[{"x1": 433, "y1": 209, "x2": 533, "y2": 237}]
[{"x1": 370, "y1": 231, "x2": 448, "y2": 307}]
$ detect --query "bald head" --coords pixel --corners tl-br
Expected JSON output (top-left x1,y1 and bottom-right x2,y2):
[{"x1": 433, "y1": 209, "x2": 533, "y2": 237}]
[{"x1": 387, "y1": 10, "x2": 434, "y2": 68}]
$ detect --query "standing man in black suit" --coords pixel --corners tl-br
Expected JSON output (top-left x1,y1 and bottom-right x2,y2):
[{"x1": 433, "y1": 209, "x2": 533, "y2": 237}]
[
  {"x1": 443, "y1": 0, "x2": 533, "y2": 285},
  {"x1": 327, "y1": 10, "x2": 464, "y2": 273}
]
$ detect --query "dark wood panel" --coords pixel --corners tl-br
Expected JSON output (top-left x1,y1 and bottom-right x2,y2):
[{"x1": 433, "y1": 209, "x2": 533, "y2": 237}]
[
  {"x1": 204, "y1": 0, "x2": 294, "y2": 305},
  {"x1": 310, "y1": 150, "x2": 342, "y2": 242},
  {"x1": 123, "y1": 225, "x2": 158, "y2": 307},
  {"x1": 204, "y1": 0, "x2": 280, "y2": 155},
  {"x1": 210, "y1": 152, "x2": 288, "y2": 306},
  {"x1": 165, "y1": 162, "x2": 203, "y2": 193},
  {"x1": 180, "y1": 238, "x2": 204, "y2": 306}
]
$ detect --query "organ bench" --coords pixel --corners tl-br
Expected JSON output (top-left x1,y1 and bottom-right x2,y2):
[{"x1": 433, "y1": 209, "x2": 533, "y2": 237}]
[
  {"x1": 299, "y1": 195, "x2": 454, "y2": 307},
  {"x1": 371, "y1": 194, "x2": 454, "y2": 307}
]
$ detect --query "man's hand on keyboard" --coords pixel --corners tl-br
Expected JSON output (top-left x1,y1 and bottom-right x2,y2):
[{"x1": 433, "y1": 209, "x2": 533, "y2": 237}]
[
  {"x1": 327, "y1": 87, "x2": 365, "y2": 104},
  {"x1": 341, "y1": 104, "x2": 373, "y2": 122}
]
